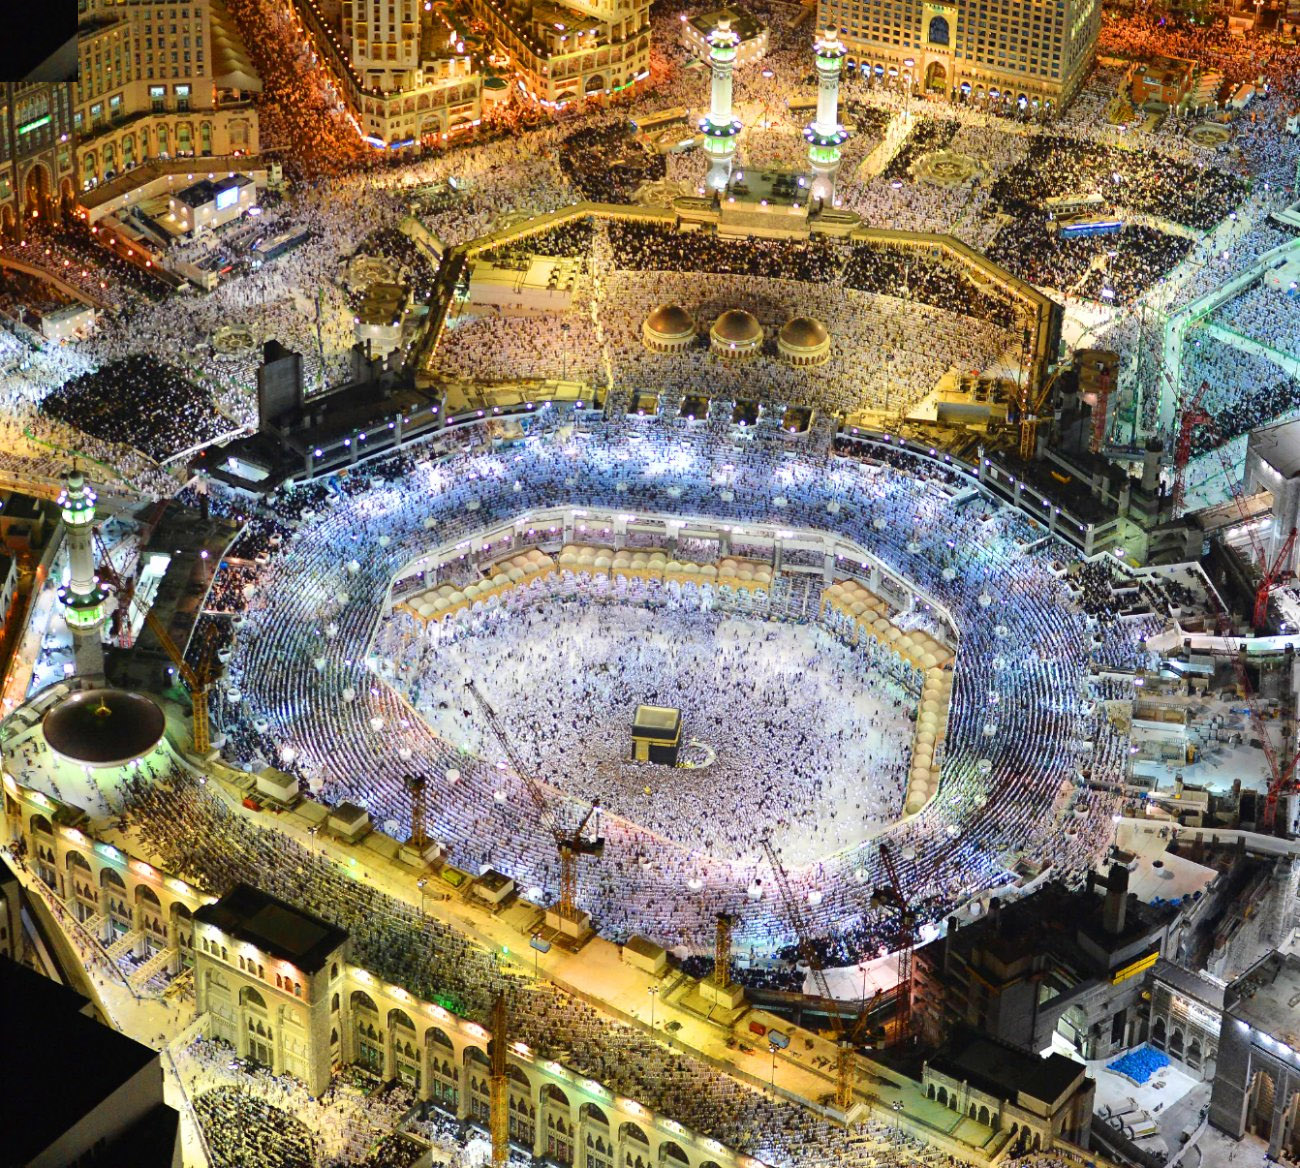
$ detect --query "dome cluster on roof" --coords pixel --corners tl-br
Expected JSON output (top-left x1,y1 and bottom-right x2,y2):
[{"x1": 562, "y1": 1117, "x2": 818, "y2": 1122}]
[
  {"x1": 642, "y1": 307, "x2": 830, "y2": 366},
  {"x1": 709, "y1": 309, "x2": 764, "y2": 360}
]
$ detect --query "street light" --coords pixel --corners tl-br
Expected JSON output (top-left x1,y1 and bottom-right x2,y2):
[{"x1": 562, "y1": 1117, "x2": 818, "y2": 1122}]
[
  {"x1": 648, "y1": 984, "x2": 658, "y2": 1033},
  {"x1": 769, "y1": 1042, "x2": 778, "y2": 1093},
  {"x1": 417, "y1": 876, "x2": 427, "y2": 913}
]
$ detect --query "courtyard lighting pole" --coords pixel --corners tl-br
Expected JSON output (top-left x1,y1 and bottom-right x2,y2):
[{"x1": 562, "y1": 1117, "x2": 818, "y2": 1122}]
[
  {"x1": 648, "y1": 984, "x2": 658, "y2": 1034},
  {"x1": 769, "y1": 1042, "x2": 778, "y2": 1093}
]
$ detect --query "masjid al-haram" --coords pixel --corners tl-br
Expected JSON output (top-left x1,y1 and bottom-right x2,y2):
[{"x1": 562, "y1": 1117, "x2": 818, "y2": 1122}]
[{"x1": 2, "y1": 0, "x2": 1300, "y2": 1165}]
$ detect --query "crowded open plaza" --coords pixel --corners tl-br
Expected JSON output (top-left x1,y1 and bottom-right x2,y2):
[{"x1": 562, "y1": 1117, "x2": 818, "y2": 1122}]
[{"x1": 1, "y1": 0, "x2": 1300, "y2": 1163}]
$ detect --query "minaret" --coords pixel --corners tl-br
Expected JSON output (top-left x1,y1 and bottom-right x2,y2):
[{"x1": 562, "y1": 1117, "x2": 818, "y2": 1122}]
[
  {"x1": 805, "y1": 28, "x2": 850, "y2": 205},
  {"x1": 699, "y1": 18, "x2": 743, "y2": 192},
  {"x1": 58, "y1": 468, "x2": 108, "y2": 678}
]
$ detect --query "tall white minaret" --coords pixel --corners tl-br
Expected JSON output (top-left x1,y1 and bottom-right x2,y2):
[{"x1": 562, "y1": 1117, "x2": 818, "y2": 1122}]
[
  {"x1": 699, "y1": 18, "x2": 743, "y2": 192},
  {"x1": 58, "y1": 467, "x2": 108, "y2": 678},
  {"x1": 805, "y1": 28, "x2": 850, "y2": 204}
]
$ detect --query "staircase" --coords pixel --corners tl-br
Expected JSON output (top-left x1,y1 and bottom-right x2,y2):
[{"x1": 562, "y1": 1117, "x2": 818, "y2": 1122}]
[
  {"x1": 129, "y1": 945, "x2": 177, "y2": 991},
  {"x1": 107, "y1": 929, "x2": 142, "y2": 962}
]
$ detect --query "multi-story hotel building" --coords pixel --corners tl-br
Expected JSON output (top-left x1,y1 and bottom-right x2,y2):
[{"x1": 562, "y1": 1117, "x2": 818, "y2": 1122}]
[
  {"x1": 818, "y1": 0, "x2": 1099, "y2": 108},
  {"x1": 469, "y1": 0, "x2": 651, "y2": 108},
  {"x1": 0, "y1": 82, "x2": 78, "y2": 237},
  {"x1": 73, "y1": 0, "x2": 260, "y2": 190},
  {"x1": 294, "y1": 0, "x2": 480, "y2": 148}
]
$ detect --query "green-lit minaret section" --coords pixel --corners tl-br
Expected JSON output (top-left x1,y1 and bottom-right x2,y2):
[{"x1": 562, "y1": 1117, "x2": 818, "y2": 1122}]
[
  {"x1": 58, "y1": 470, "x2": 108, "y2": 671},
  {"x1": 805, "y1": 29, "x2": 850, "y2": 203},
  {"x1": 699, "y1": 18, "x2": 743, "y2": 190}
]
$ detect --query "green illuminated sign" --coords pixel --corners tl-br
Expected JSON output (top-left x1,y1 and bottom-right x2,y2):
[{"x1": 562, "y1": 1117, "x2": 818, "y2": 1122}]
[{"x1": 18, "y1": 115, "x2": 51, "y2": 135}]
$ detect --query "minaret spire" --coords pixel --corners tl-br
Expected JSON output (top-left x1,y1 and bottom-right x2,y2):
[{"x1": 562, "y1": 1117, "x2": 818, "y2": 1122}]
[
  {"x1": 700, "y1": 17, "x2": 743, "y2": 191},
  {"x1": 805, "y1": 28, "x2": 850, "y2": 204},
  {"x1": 58, "y1": 466, "x2": 108, "y2": 679}
]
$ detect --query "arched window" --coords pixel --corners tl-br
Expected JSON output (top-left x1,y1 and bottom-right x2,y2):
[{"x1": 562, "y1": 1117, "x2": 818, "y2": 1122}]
[{"x1": 927, "y1": 15, "x2": 949, "y2": 44}]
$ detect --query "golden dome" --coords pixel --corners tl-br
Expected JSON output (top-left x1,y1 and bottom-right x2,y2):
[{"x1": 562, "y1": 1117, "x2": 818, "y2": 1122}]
[
  {"x1": 710, "y1": 309, "x2": 763, "y2": 346},
  {"x1": 644, "y1": 304, "x2": 696, "y2": 339},
  {"x1": 779, "y1": 316, "x2": 829, "y2": 350}
]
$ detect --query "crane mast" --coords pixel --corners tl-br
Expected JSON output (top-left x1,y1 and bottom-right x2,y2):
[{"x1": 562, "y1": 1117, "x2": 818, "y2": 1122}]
[
  {"x1": 465, "y1": 681, "x2": 603, "y2": 923},
  {"x1": 760, "y1": 837, "x2": 856, "y2": 1113},
  {"x1": 872, "y1": 842, "x2": 917, "y2": 1044}
]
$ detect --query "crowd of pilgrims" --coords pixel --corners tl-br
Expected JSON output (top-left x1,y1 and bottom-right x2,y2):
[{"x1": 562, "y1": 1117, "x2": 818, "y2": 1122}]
[
  {"x1": 376, "y1": 585, "x2": 916, "y2": 864},
  {"x1": 114, "y1": 742, "x2": 1110, "y2": 1168},
  {"x1": 198, "y1": 423, "x2": 1138, "y2": 970},
  {"x1": 39, "y1": 355, "x2": 231, "y2": 462},
  {"x1": 180, "y1": 1039, "x2": 428, "y2": 1167}
]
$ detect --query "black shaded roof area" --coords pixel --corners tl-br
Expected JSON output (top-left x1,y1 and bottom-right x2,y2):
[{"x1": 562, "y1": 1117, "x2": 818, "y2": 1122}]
[
  {"x1": 43, "y1": 688, "x2": 166, "y2": 767},
  {"x1": 930, "y1": 1026, "x2": 1084, "y2": 1108},
  {"x1": 194, "y1": 883, "x2": 349, "y2": 973},
  {"x1": 0, "y1": 957, "x2": 160, "y2": 1165}
]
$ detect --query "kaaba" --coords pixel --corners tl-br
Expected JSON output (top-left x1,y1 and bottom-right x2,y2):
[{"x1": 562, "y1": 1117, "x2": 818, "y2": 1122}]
[{"x1": 631, "y1": 705, "x2": 682, "y2": 765}]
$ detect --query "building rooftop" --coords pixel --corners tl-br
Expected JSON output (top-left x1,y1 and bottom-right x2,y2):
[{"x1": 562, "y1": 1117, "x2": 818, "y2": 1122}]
[
  {"x1": 1248, "y1": 416, "x2": 1300, "y2": 481},
  {"x1": 175, "y1": 173, "x2": 253, "y2": 208},
  {"x1": 688, "y1": 7, "x2": 765, "y2": 42},
  {"x1": 930, "y1": 1027, "x2": 1085, "y2": 1109},
  {"x1": 1227, "y1": 950, "x2": 1300, "y2": 1049},
  {"x1": 0, "y1": 957, "x2": 161, "y2": 1165},
  {"x1": 194, "y1": 883, "x2": 349, "y2": 973}
]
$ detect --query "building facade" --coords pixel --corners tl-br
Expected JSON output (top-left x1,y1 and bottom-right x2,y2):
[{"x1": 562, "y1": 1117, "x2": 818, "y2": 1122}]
[
  {"x1": 817, "y1": 0, "x2": 1099, "y2": 109},
  {"x1": 73, "y1": 0, "x2": 260, "y2": 191},
  {"x1": 0, "y1": 82, "x2": 78, "y2": 238},
  {"x1": 294, "y1": 0, "x2": 480, "y2": 148},
  {"x1": 1209, "y1": 951, "x2": 1300, "y2": 1159},
  {"x1": 468, "y1": 0, "x2": 651, "y2": 108}
]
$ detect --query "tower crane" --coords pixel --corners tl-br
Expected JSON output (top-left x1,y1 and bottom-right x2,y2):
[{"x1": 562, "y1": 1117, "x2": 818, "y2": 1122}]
[
  {"x1": 1171, "y1": 380, "x2": 1210, "y2": 516},
  {"x1": 870, "y1": 842, "x2": 917, "y2": 1044},
  {"x1": 405, "y1": 772, "x2": 430, "y2": 852},
  {"x1": 90, "y1": 528, "x2": 217, "y2": 753},
  {"x1": 714, "y1": 913, "x2": 733, "y2": 991},
  {"x1": 490, "y1": 993, "x2": 509, "y2": 1168},
  {"x1": 144, "y1": 611, "x2": 218, "y2": 756},
  {"x1": 1215, "y1": 647, "x2": 1300, "y2": 834},
  {"x1": 1173, "y1": 382, "x2": 1296, "y2": 629},
  {"x1": 464, "y1": 680, "x2": 603, "y2": 923},
  {"x1": 759, "y1": 837, "x2": 856, "y2": 1114}
]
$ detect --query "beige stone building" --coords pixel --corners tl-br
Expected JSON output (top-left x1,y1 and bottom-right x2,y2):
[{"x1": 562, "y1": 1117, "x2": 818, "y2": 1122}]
[
  {"x1": 296, "y1": 0, "x2": 481, "y2": 147},
  {"x1": 73, "y1": 0, "x2": 260, "y2": 190},
  {"x1": 818, "y1": 0, "x2": 1098, "y2": 109},
  {"x1": 0, "y1": 82, "x2": 78, "y2": 237},
  {"x1": 469, "y1": 0, "x2": 651, "y2": 108}
]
